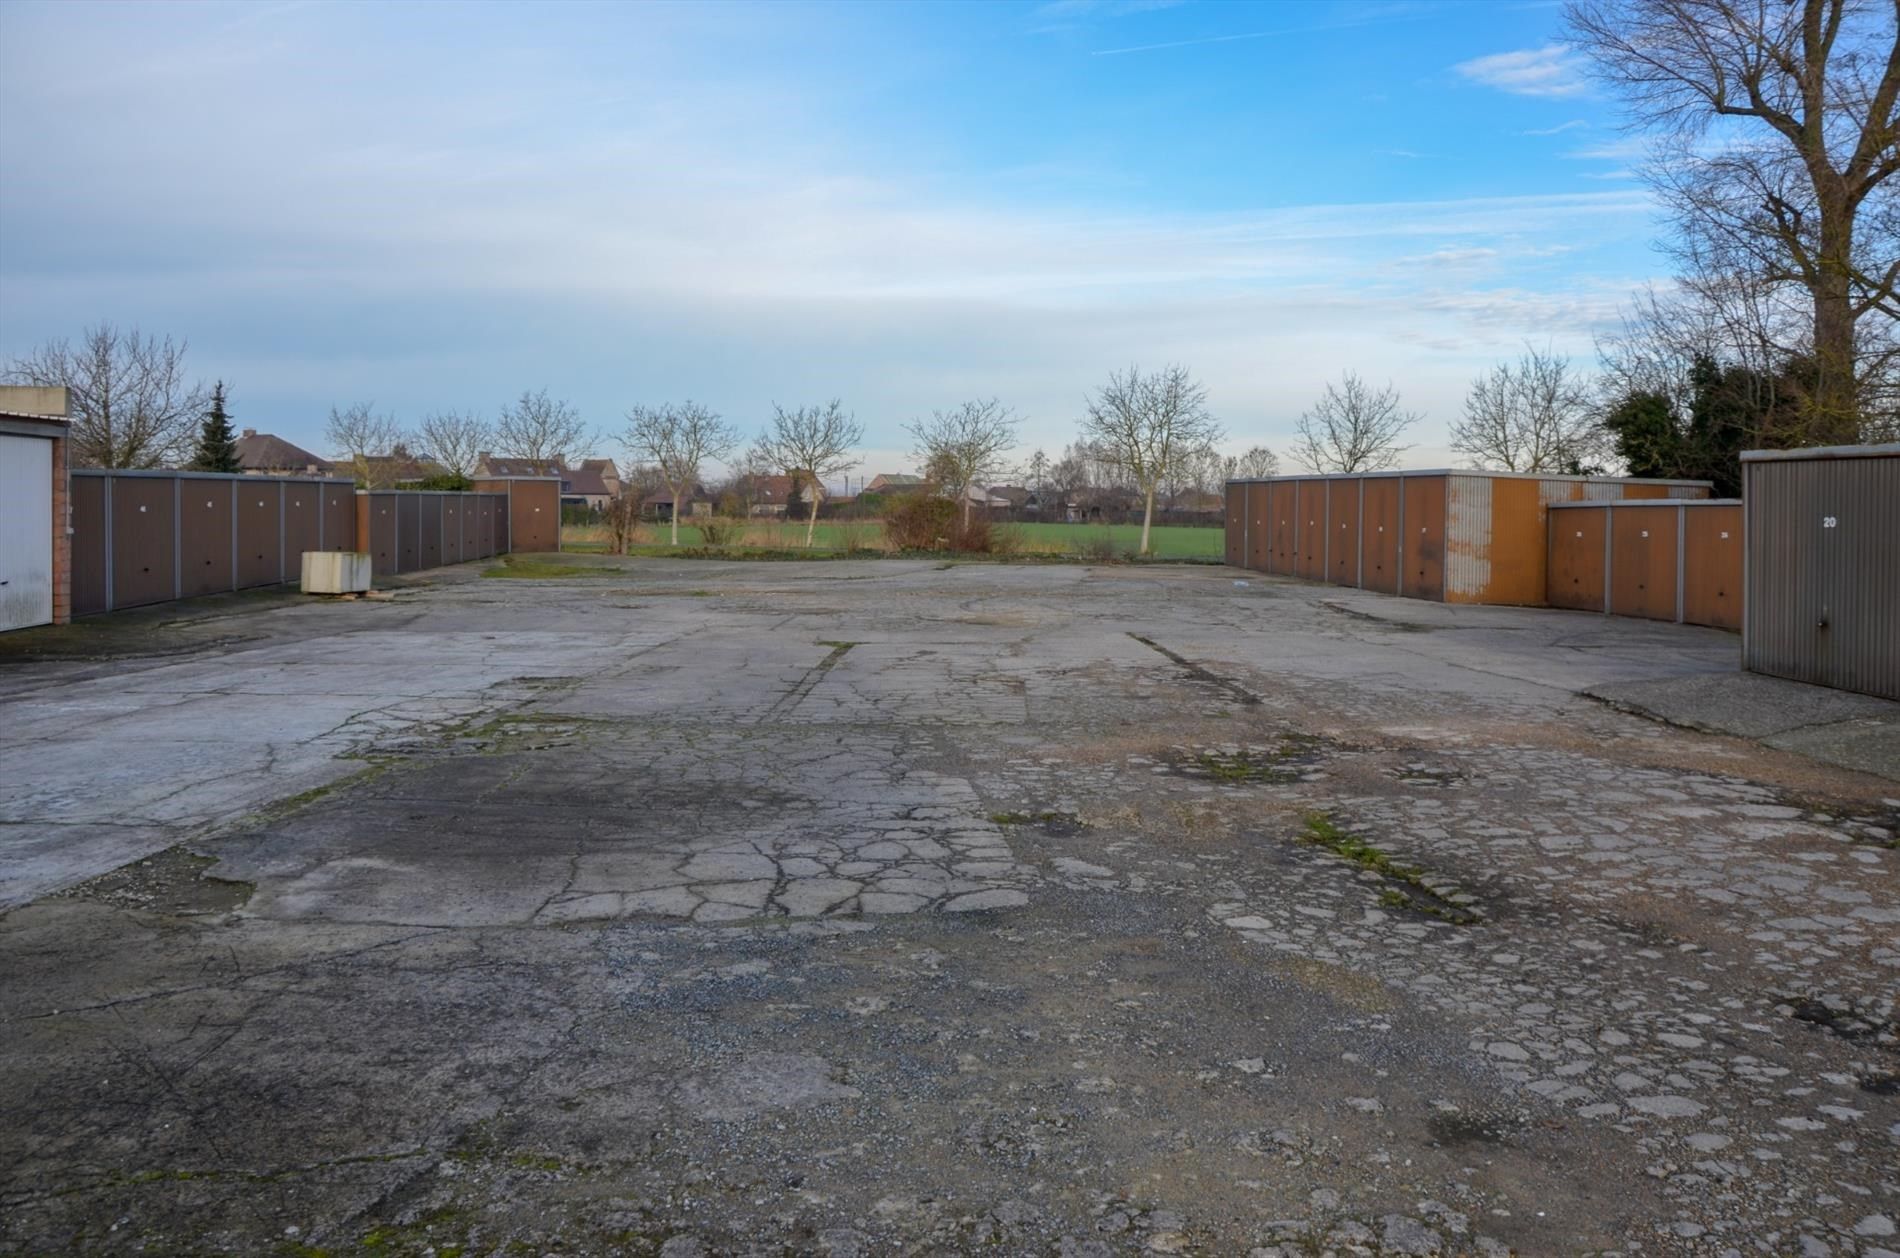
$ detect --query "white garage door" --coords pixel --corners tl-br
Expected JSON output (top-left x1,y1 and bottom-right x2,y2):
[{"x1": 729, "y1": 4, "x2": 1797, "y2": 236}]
[{"x1": 0, "y1": 434, "x2": 54, "y2": 631}]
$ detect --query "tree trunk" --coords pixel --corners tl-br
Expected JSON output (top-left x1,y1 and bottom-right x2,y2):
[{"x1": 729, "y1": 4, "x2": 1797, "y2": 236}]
[
  {"x1": 670, "y1": 490, "x2": 680, "y2": 546},
  {"x1": 1139, "y1": 485, "x2": 1156, "y2": 556},
  {"x1": 1811, "y1": 195, "x2": 1860, "y2": 445},
  {"x1": 806, "y1": 495, "x2": 820, "y2": 548}
]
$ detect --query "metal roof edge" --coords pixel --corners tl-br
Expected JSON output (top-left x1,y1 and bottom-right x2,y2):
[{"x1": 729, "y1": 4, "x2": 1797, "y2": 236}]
[
  {"x1": 1224, "y1": 470, "x2": 1715, "y2": 486},
  {"x1": 1547, "y1": 497, "x2": 1741, "y2": 508},
  {"x1": 70, "y1": 468, "x2": 353, "y2": 484},
  {"x1": 1739, "y1": 443, "x2": 1900, "y2": 463}
]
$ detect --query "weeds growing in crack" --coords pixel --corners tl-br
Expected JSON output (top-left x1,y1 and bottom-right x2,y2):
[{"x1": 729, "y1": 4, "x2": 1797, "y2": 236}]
[{"x1": 1298, "y1": 812, "x2": 1480, "y2": 927}]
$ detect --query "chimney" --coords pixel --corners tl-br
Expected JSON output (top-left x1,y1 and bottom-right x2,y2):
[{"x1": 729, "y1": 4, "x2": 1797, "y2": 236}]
[{"x1": 241, "y1": 428, "x2": 256, "y2": 438}]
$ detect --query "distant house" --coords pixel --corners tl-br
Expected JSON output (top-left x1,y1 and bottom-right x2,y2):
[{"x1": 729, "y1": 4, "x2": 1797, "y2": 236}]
[
  {"x1": 962, "y1": 484, "x2": 1014, "y2": 510},
  {"x1": 644, "y1": 485, "x2": 715, "y2": 520},
  {"x1": 359, "y1": 449, "x2": 445, "y2": 485},
  {"x1": 750, "y1": 472, "x2": 825, "y2": 516},
  {"x1": 867, "y1": 473, "x2": 928, "y2": 494},
  {"x1": 987, "y1": 485, "x2": 1031, "y2": 509},
  {"x1": 475, "y1": 454, "x2": 565, "y2": 479},
  {"x1": 578, "y1": 458, "x2": 621, "y2": 499},
  {"x1": 562, "y1": 464, "x2": 613, "y2": 511},
  {"x1": 234, "y1": 429, "x2": 331, "y2": 477},
  {"x1": 475, "y1": 453, "x2": 617, "y2": 510}
]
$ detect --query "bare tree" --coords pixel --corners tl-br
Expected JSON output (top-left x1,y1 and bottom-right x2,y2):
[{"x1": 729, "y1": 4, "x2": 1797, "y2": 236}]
[
  {"x1": 1451, "y1": 344, "x2": 1605, "y2": 472},
  {"x1": 417, "y1": 409, "x2": 492, "y2": 480},
  {"x1": 3, "y1": 323, "x2": 207, "y2": 468},
  {"x1": 1292, "y1": 373, "x2": 1417, "y2": 473},
  {"x1": 1080, "y1": 364, "x2": 1223, "y2": 554},
  {"x1": 1565, "y1": 0, "x2": 1900, "y2": 441},
  {"x1": 325, "y1": 402, "x2": 408, "y2": 488},
  {"x1": 625, "y1": 401, "x2": 741, "y2": 546},
  {"x1": 906, "y1": 398, "x2": 1021, "y2": 528},
  {"x1": 759, "y1": 400, "x2": 864, "y2": 547},
  {"x1": 1235, "y1": 445, "x2": 1280, "y2": 478},
  {"x1": 495, "y1": 388, "x2": 588, "y2": 465}
]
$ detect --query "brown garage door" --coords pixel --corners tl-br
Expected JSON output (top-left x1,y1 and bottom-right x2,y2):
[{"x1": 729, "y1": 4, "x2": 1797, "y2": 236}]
[
  {"x1": 1360, "y1": 477, "x2": 1399, "y2": 595},
  {"x1": 364, "y1": 495, "x2": 398, "y2": 576},
  {"x1": 70, "y1": 476, "x2": 108, "y2": 616},
  {"x1": 1328, "y1": 478, "x2": 1360, "y2": 587},
  {"x1": 111, "y1": 478, "x2": 177, "y2": 609},
  {"x1": 321, "y1": 485, "x2": 355, "y2": 551},
  {"x1": 1401, "y1": 475, "x2": 1446, "y2": 601},
  {"x1": 178, "y1": 481, "x2": 233, "y2": 598},
  {"x1": 418, "y1": 496, "x2": 443, "y2": 570},
  {"x1": 1609, "y1": 506, "x2": 1678, "y2": 621},
  {"x1": 284, "y1": 484, "x2": 323, "y2": 570},
  {"x1": 236, "y1": 483, "x2": 282, "y2": 589},
  {"x1": 1546, "y1": 506, "x2": 1607, "y2": 612}
]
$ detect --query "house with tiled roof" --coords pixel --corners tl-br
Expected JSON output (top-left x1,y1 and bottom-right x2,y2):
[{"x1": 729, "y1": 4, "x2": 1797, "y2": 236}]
[
  {"x1": 866, "y1": 473, "x2": 928, "y2": 493},
  {"x1": 235, "y1": 429, "x2": 331, "y2": 477}
]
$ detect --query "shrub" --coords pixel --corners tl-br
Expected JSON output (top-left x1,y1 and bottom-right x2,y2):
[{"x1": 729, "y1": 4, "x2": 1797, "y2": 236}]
[
  {"x1": 885, "y1": 495, "x2": 960, "y2": 551},
  {"x1": 1075, "y1": 531, "x2": 1120, "y2": 562},
  {"x1": 697, "y1": 516, "x2": 746, "y2": 547}
]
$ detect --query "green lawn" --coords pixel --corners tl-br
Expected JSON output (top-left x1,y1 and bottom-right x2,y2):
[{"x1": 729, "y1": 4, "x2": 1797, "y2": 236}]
[
  {"x1": 563, "y1": 519, "x2": 1224, "y2": 559},
  {"x1": 1005, "y1": 522, "x2": 1223, "y2": 558}
]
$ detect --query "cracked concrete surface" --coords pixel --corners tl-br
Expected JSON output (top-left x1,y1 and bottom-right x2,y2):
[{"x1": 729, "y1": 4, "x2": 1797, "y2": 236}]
[{"x1": 2, "y1": 557, "x2": 1897, "y2": 1257}]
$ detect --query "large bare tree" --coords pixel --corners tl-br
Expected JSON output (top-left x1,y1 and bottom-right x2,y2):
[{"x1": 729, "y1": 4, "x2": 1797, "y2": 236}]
[
  {"x1": 1451, "y1": 344, "x2": 1605, "y2": 472},
  {"x1": 325, "y1": 402, "x2": 408, "y2": 488},
  {"x1": 1080, "y1": 364, "x2": 1223, "y2": 555},
  {"x1": 1566, "y1": 0, "x2": 1900, "y2": 441},
  {"x1": 759, "y1": 400, "x2": 864, "y2": 547},
  {"x1": 495, "y1": 388, "x2": 588, "y2": 465},
  {"x1": 3, "y1": 323, "x2": 206, "y2": 468},
  {"x1": 1291, "y1": 372, "x2": 1417, "y2": 473},
  {"x1": 906, "y1": 398, "x2": 1021, "y2": 527},
  {"x1": 1234, "y1": 445, "x2": 1280, "y2": 478},
  {"x1": 417, "y1": 409, "x2": 492, "y2": 480},
  {"x1": 625, "y1": 401, "x2": 741, "y2": 546}
]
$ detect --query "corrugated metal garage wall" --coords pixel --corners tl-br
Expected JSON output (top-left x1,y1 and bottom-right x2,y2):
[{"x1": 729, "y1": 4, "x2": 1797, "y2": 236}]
[
  {"x1": 471, "y1": 476, "x2": 561, "y2": 553},
  {"x1": 1545, "y1": 500, "x2": 1741, "y2": 630},
  {"x1": 71, "y1": 472, "x2": 511, "y2": 615},
  {"x1": 1742, "y1": 445, "x2": 1900, "y2": 699},
  {"x1": 1223, "y1": 469, "x2": 1715, "y2": 609}
]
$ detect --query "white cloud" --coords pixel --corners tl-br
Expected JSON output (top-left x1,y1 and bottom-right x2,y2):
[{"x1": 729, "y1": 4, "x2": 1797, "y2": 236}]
[
  {"x1": 1523, "y1": 119, "x2": 1588, "y2": 136},
  {"x1": 1453, "y1": 45, "x2": 1589, "y2": 97}
]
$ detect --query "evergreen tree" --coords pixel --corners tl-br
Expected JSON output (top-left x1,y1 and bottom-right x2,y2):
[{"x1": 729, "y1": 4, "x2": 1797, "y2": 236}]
[{"x1": 191, "y1": 381, "x2": 240, "y2": 472}]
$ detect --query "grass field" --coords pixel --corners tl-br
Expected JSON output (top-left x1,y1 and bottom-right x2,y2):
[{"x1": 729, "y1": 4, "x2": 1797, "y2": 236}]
[{"x1": 563, "y1": 519, "x2": 1222, "y2": 560}]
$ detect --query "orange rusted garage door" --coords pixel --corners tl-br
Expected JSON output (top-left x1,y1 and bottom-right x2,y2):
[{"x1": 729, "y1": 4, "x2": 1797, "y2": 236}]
[
  {"x1": 1296, "y1": 480, "x2": 1327, "y2": 580},
  {"x1": 1400, "y1": 475, "x2": 1446, "y2": 601},
  {"x1": 1360, "y1": 477, "x2": 1399, "y2": 594},
  {"x1": 1609, "y1": 505, "x2": 1678, "y2": 621},
  {"x1": 1266, "y1": 483, "x2": 1293, "y2": 574},
  {"x1": 179, "y1": 481, "x2": 234, "y2": 597},
  {"x1": 1546, "y1": 505, "x2": 1607, "y2": 611},
  {"x1": 1682, "y1": 503, "x2": 1742, "y2": 630},
  {"x1": 1224, "y1": 485, "x2": 1244, "y2": 567},
  {"x1": 1327, "y1": 478, "x2": 1360, "y2": 587},
  {"x1": 1246, "y1": 483, "x2": 1269, "y2": 571}
]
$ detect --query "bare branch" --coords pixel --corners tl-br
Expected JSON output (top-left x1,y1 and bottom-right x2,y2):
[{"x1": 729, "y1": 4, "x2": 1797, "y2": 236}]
[
  {"x1": 758, "y1": 400, "x2": 865, "y2": 547},
  {"x1": 1291, "y1": 372, "x2": 1418, "y2": 473},
  {"x1": 3, "y1": 323, "x2": 206, "y2": 468},
  {"x1": 625, "y1": 401, "x2": 741, "y2": 546},
  {"x1": 1079, "y1": 364, "x2": 1223, "y2": 554}
]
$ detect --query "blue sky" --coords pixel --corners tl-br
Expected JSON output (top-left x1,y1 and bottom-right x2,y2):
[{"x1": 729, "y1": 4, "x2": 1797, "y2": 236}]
[{"x1": 0, "y1": 0, "x2": 1659, "y2": 476}]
